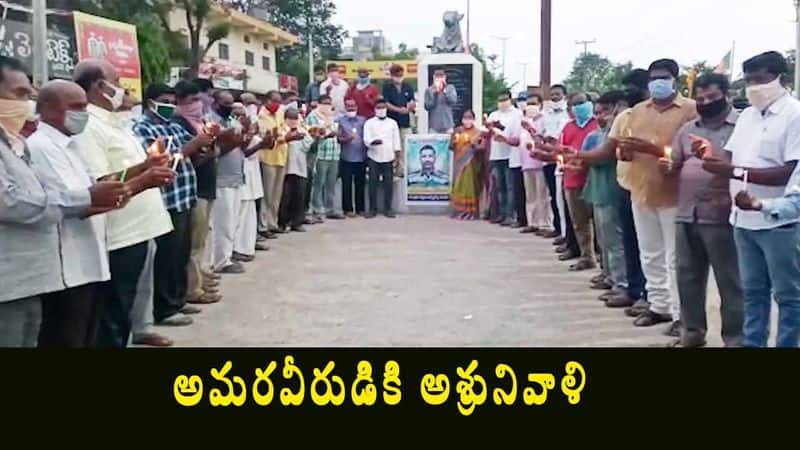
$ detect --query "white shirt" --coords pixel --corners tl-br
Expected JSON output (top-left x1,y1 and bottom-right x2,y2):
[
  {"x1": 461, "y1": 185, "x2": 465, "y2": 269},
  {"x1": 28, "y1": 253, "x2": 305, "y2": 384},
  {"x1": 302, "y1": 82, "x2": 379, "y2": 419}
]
[
  {"x1": 488, "y1": 107, "x2": 522, "y2": 161},
  {"x1": 27, "y1": 123, "x2": 110, "y2": 288},
  {"x1": 364, "y1": 116, "x2": 401, "y2": 163},
  {"x1": 725, "y1": 94, "x2": 800, "y2": 230},
  {"x1": 319, "y1": 78, "x2": 349, "y2": 114},
  {"x1": 286, "y1": 131, "x2": 313, "y2": 177},
  {"x1": 542, "y1": 107, "x2": 570, "y2": 140},
  {"x1": 76, "y1": 105, "x2": 173, "y2": 251}
]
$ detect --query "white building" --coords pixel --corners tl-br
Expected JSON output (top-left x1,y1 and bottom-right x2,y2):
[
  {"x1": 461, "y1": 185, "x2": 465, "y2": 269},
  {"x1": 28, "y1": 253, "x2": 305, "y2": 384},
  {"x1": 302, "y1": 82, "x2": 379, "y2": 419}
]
[
  {"x1": 168, "y1": 4, "x2": 297, "y2": 93},
  {"x1": 341, "y1": 30, "x2": 393, "y2": 61}
]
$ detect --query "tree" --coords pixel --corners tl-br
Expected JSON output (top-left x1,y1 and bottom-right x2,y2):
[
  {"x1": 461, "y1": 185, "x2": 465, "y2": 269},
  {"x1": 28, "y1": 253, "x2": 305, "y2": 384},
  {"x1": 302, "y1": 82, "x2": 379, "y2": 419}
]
[
  {"x1": 678, "y1": 61, "x2": 716, "y2": 97},
  {"x1": 470, "y1": 44, "x2": 510, "y2": 113},
  {"x1": 563, "y1": 52, "x2": 632, "y2": 95},
  {"x1": 228, "y1": 0, "x2": 345, "y2": 88}
]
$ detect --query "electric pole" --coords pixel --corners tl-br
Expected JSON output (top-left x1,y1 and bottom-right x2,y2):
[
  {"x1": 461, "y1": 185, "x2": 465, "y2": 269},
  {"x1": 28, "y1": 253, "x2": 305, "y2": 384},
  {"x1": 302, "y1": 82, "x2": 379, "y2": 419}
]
[
  {"x1": 519, "y1": 62, "x2": 530, "y2": 91},
  {"x1": 575, "y1": 39, "x2": 597, "y2": 56},
  {"x1": 493, "y1": 36, "x2": 510, "y2": 80},
  {"x1": 32, "y1": 0, "x2": 48, "y2": 87},
  {"x1": 540, "y1": 0, "x2": 552, "y2": 93}
]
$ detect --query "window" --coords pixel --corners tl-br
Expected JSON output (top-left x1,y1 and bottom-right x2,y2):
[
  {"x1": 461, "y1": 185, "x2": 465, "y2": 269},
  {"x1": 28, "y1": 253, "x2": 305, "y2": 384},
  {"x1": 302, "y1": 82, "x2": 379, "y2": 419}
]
[
  {"x1": 262, "y1": 56, "x2": 271, "y2": 71},
  {"x1": 244, "y1": 35, "x2": 251, "y2": 44},
  {"x1": 245, "y1": 50, "x2": 254, "y2": 66},
  {"x1": 218, "y1": 43, "x2": 229, "y2": 60},
  {"x1": 263, "y1": 42, "x2": 270, "y2": 51}
]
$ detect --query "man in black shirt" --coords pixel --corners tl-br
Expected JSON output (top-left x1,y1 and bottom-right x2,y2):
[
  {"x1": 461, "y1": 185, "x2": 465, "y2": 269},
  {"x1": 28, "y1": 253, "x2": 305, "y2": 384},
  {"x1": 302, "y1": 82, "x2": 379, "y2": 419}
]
[{"x1": 382, "y1": 64, "x2": 416, "y2": 177}]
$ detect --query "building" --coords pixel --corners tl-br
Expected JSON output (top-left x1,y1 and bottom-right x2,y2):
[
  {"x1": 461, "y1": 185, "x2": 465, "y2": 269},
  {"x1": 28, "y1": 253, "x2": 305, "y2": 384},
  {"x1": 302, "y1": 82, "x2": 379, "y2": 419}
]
[
  {"x1": 341, "y1": 30, "x2": 393, "y2": 61},
  {"x1": 168, "y1": 3, "x2": 298, "y2": 94}
]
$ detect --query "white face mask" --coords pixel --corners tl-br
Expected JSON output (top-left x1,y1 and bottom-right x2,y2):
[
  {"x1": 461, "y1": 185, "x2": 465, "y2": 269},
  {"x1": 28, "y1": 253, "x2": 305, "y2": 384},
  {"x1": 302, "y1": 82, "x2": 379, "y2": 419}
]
[
  {"x1": 65, "y1": 110, "x2": 90, "y2": 135},
  {"x1": 375, "y1": 108, "x2": 388, "y2": 119},
  {"x1": 346, "y1": 110, "x2": 357, "y2": 118},
  {"x1": 102, "y1": 82, "x2": 126, "y2": 111},
  {"x1": 746, "y1": 78, "x2": 786, "y2": 111}
]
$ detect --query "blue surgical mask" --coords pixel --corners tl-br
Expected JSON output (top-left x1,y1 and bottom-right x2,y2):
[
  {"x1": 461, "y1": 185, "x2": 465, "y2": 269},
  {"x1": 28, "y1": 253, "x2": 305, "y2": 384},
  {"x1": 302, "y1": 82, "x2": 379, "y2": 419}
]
[
  {"x1": 572, "y1": 101, "x2": 594, "y2": 125},
  {"x1": 649, "y1": 78, "x2": 675, "y2": 100}
]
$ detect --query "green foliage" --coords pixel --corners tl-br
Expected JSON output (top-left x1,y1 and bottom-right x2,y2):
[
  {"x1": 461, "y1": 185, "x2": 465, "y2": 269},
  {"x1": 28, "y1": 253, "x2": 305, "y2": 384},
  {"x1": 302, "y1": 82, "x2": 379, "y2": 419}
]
[
  {"x1": 564, "y1": 53, "x2": 633, "y2": 95},
  {"x1": 470, "y1": 44, "x2": 510, "y2": 113}
]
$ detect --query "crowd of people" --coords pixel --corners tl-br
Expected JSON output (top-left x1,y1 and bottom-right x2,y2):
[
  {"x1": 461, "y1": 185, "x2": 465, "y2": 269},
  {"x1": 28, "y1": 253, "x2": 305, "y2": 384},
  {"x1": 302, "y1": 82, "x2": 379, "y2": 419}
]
[
  {"x1": 448, "y1": 51, "x2": 800, "y2": 348},
  {"x1": 2, "y1": 48, "x2": 800, "y2": 348}
]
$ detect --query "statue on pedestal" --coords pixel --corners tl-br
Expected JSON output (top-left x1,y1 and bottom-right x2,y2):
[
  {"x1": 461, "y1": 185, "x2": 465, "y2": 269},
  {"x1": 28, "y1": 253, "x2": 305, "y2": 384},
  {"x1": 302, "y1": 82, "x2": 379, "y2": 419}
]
[{"x1": 432, "y1": 11, "x2": 465, "y2": 54}]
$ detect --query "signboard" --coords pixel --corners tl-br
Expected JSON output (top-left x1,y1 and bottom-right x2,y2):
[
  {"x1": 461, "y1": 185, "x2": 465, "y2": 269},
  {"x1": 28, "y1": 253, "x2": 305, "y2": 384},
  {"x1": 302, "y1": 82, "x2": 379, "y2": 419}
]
[
  {"x1": 405, "y1": 134, "x2": 452, "y2": 205},
  {"x1": 198, "y1": 57, "x2": 246, "y2": 91},
  {"x1": 73, "y1": 11, "x2": 142, "y2": 100},
  {"x1": 328, "y1": 60, "x2": 418, "y2": 80},
  {"x1": 427, "y1": 64, "x2": 473, "y2": 127},
  {"x1": 0, "y1": 19, "x2": 76, "y2": 80}
]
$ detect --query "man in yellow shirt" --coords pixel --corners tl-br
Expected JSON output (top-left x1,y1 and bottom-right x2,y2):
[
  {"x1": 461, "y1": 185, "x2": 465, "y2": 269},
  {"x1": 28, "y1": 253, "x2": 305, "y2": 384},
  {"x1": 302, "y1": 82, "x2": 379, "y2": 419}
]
[
  {"x1": 617, "y1": 59, "x2": 697, "y2": 336},
  {"x1": 258, "y1": 90, "x2": 288, "y2": 236}
]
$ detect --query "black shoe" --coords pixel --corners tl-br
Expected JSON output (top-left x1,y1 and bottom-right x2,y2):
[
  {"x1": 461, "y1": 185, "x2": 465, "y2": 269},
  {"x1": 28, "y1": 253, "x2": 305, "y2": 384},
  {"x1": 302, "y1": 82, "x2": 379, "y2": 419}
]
[
  {"x1": 291, "y1": 225, "x2": 307, "y2": 232},
  {"x1": 510, "y1": 222, "x2": 524, "y2": 229},
  {"x1": 520, "y1": 226, "x2": 538, "y2": 234},
  {"x1": 365, "y1": 212, "x2": 377, "y2": 219},
  {"x1": 634, "y1": 310, "x2": 672, "y2": 327},
  {"x1": 384, "y1": 212, "x2": 396, "y2": 218},
  {"x1": 553, "y1": 236, "x2": 566, "y2": 246},
  {"x1": 664, "y1": 320, "x2": 683, "y2": 337}
]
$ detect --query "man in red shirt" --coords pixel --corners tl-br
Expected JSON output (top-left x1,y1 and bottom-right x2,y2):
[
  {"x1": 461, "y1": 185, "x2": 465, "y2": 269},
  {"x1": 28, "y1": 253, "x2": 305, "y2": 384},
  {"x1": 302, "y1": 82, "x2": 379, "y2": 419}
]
[
  {"x1": 346, "y1": 67, "x2": 379, "y2": 119},
  {"x1": 561, "y1": 92, "x2": 599, "y2": 271}
]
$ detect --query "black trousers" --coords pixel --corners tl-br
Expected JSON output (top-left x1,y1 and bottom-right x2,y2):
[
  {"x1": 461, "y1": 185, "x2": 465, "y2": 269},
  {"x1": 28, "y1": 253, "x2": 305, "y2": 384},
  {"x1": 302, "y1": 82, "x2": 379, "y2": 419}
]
[
  {"x1": 368, "y1": 159, "x2": 394, "y2": 214},
  {"x1": 38, "y1": 283, "x2": 102, "y2": 348},
  {"x1": 341, "y1": 161, "x2": 367, "y2": 214},
  {"x1": 618, "y1": 187, "x2": 646, "y2": 301},
  {"x1": 510, "y1": 167, "x2": 527, "y2": 226},
  {"x1": 153, "y1": 210, "x2": 191, "y2": 322},
  {"x1": 97, "y1": 240, "x2": 149, "y2": 348},
  {"x1": 543, "y1": 164, "x2": 561, "y2": 234},
  {"x1": 280, "y1": 174, "x2": 307, "y2": 229}
]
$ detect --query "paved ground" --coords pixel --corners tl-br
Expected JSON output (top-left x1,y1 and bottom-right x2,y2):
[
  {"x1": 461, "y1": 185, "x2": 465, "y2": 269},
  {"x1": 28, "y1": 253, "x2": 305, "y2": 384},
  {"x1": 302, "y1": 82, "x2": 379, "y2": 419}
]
[{"x1": 162, "y1": 215, "x2": 729, "y2": 347}]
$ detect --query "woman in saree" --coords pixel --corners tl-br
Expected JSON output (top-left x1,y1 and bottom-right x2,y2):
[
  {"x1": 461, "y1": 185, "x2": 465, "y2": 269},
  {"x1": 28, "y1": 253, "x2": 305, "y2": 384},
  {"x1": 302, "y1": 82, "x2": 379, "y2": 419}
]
[{"x1": 449, "y1": 110, "x2": 488, "y2": 220}]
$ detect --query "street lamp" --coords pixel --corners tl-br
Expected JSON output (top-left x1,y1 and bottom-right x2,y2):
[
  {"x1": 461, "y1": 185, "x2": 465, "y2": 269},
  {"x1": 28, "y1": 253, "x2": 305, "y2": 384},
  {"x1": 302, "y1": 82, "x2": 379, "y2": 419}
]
[{"x1": 492, "y1": 36, "x2": 510, "y2": 80}]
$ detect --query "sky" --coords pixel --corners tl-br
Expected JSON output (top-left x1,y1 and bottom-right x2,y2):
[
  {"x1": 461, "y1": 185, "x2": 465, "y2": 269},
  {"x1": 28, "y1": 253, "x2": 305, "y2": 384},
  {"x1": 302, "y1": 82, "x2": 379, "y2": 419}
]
[{"x1": 332, "y1": 0, "x2": 797, "y2": 91}]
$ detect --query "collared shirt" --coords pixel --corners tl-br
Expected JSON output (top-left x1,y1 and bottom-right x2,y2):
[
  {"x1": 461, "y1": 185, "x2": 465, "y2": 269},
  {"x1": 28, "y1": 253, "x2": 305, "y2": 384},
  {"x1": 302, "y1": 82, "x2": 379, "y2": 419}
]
[
  {"x1": 542, "y1": 107, "x2": 570, "y2": 139},
  {"x1": 582, "y1": 129, "x2": 619, "y2": 206},
  {"x1": 286, "y1": 131, "x2": 314, "y2": 177},
  {"x1": 488, "y1": 107, "x2": 523, "y2": 161},
  {"x1": 672, "y1": 109, "x2": 738, "y2": 224},
  {"x1": 382, "y1": 81, "x2": 415, "y2": 128},
  {"x1": 609, "y1": 109, "x2": 633, "y2": 189},
  {"x1": 76, "y1": 104, "x2": 172, "y2": 251},
  {"x1": 27, "y1": 123, "x2": 110, "y2": 288},
  {"x1": 618, "y1": 95, "x2": 697, "y2": 208},
  {"x1": 305, "y1": 81, "x2": 321, "y2": 105},
  {"x1": 520, "y1": 115, "x2": 545, "y2": 171},
  {"x1": 562, "y1": 118, "x2": 599, "y2": 189},
  {"x1": 0, "y1": 127, "x2": 92, "y2": 302},
  {"x1": 306, "y1": 110, "x2": 341, "y2": 161},
  {"x1": 425, "y1": 85, "x2": 458, "y2": 132},
  {"x1": 337, "y1": 114, "x2": 368, "y2": 162},
  {"x1": 258, "y1": 108, "x2": 287, "y2": 167},
  {"x1": 364, "y1": 116, "x2": 401, "y2": 163},
  {"x1": 133, "y1": 112, "x2": 198, "y2": 212},
  {"x1": 320, "y1": 78, "x2": 349, "y2": 114},
  {"x1": 206, "y1": 110, "x2": 245, "y2": 188},
  {"x1": 725, "y1": 93, "x2": 800, "y2": 230},
  {"x1": 172, "y1": 115, "x2": 217, "y2": 200}
]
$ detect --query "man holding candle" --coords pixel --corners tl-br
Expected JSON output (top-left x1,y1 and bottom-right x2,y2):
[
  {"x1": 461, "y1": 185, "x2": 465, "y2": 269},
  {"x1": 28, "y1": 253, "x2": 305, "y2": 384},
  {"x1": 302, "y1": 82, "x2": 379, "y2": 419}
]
[
  {"x1": 338, "y1": 98, "x2": 368, "y2": 217},
  {"x1": 662, "y1": 74, "x2": 743, "y2": 347},
  {"x1": 134, "y1": 83, "x2": 216, "y2": 325},
  {"x1": 487, "y1": 91, "x2": 522, "y2": 227},
  {"x1": 616, "y1": 59, "x2": 697, "y2": 335},
  {"x1": 258, "y1": 90, "x2": 288, "y2": 237},
  {"x1": 540, "y1": 84, "x2": 571, "y2": 240},
  {"x1": 424, "y1": 70, "x2": 458, "y2": 134},
  {"x1": 307, "y1": 95, "x2": 345, "y2": 221},
  {"x1": 705, "y1": 51, "x2": 800, "y2": 348},
  {"x1": 382, "y1": 65, "x2": 416, "y2": 178}
]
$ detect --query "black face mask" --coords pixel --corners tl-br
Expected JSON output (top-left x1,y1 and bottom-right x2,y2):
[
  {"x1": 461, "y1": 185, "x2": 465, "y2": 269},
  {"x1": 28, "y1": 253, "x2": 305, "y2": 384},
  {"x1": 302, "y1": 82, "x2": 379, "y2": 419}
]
[
  {"x1": 697, "y1": 97, "x2": 728, "y2": 119},
  {"x1": 216, "y1": 104, "x2": 233, "y2": 118},
  {"x1": 625, "y1": 88, "x2": 646, "y2": 107}
]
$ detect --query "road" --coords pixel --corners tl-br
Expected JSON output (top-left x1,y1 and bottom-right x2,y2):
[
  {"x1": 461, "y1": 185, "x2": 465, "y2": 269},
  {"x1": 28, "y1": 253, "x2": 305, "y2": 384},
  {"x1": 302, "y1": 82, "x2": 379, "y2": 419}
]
[{"x1": 161, "y1": 215, "x2": 728, "y2": 347}]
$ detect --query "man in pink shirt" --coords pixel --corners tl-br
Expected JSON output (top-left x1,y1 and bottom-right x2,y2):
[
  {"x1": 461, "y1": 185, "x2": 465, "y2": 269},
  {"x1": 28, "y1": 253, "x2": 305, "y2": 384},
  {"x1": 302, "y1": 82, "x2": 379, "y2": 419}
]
[{"x1": 519, "y1": 100, "x2": 552, "y2": 234}]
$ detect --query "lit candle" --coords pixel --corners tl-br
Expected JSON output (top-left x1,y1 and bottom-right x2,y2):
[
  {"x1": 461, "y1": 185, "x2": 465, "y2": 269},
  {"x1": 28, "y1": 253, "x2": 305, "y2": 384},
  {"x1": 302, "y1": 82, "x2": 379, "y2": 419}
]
[
  {"x1": 742, "y1": 169, "x2": 749, "y2": 192},
  {"x1": 664, "y1": 146, "x2": 673, "y2": 171},
  {"x1": 171, "y1": 153, "x2": 183, "y2": 172},
  {"x1": 557, "y1": 154, "x2": 565, "y2": 168},
  {"x1": 120, "y1": 159, "x2": 131, "y2": 182}
]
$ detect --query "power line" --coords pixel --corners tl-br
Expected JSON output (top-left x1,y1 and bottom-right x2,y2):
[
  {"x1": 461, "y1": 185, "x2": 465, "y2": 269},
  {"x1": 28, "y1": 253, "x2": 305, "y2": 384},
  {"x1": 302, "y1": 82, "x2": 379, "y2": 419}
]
[{"x1": 575, "y1": 39, "x2": 597, "y2": 56}]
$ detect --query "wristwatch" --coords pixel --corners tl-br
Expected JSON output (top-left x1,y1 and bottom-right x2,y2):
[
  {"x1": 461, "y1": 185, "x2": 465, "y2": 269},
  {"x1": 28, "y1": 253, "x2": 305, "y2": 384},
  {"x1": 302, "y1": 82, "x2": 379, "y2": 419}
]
[{"x1": 733, "y1": 167, "x2": 746, "y2": 180}]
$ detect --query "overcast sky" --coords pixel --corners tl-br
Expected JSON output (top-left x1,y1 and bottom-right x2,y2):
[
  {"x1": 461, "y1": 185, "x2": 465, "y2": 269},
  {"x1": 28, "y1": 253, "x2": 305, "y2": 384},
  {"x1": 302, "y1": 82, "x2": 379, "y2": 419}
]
[{"x1": 333, "y1": 0, "x2": 797, "y2": 90}]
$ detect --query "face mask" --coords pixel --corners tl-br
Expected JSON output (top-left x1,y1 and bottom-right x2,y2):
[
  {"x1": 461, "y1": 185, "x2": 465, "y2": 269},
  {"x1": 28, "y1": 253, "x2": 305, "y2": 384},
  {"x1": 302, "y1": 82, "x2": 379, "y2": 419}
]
[
  {"x1": 498, "y1": 100, "x2": 512, "y2": 111},
  {"x1": 102, "y1": 82, "x2": 126, "y2": 111},
  {"x1": 462, "y1": 118, "x2": 475, "y2": 128},
  {"x1": 572, "y1": 101, "x2": 594, "y2": 124},
  {"x1": 746, "y1": 78, "x2": 786, "y2": 111},
  {"x1": 525, "y1": 105, "x2": 541, "y2": 117},
  {"x1": 346, "y1": 110, "x2": 357, "y2": 118},
  {"x1": 64, "y1": 110, "x2": 90, "y2": 135},
  {"x1": 318, "y1": 104, "x2": 332, "y2": 116},
  {"x1": 0, "y1": 98, "x2": 31, "y2": 135},
  {"x1": 286, "y1": 101, "x2": 299, "y2": 111},
  {"x1": 266, "y1": 101, "x2": 281, "y2": 114},
  {"x1": 358, "y1": 74, "x2": 370, "y2": 85},
  {"x1": 330, "y1": 72, "x2": 341, "y2": 82},
  {"x1": 697, "y1": 97, "x2": 728, "y2": 119},
  {"x1": 177, "y1": 100, "x2": 204, "y2": 120},
  {"x1": 216, "y1": 104, "x2": 233, "y2": 118},
  {"x1": 151, "y1": 101, "x2": 176, "y2": 121},
  {"x1": 648, "y1": 78, "x2": 675, "y2": 101},
  {"x1": 518, "y1": 101, "x2": 527, "y2": 109},
  {"x1": 375, "y1": 108, "x2": 388, "y2": 119},
  {"x1": 551, "y1": 99, "x2": 567, "y2": 110}
]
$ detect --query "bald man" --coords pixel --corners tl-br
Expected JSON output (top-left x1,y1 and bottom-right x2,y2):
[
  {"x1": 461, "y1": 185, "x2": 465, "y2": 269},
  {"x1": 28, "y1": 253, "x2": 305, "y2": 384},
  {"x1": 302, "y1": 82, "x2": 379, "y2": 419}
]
[
  {"x1": 73, "y1": 59, "x2": 177, "y2": 347},
  {"x1": 240, "y1": 92, "x2": 260, "y2": 118}
]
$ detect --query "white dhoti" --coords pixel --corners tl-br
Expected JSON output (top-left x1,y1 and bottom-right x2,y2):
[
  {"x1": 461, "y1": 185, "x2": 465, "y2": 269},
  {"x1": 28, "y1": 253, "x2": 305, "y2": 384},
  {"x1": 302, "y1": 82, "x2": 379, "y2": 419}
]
[
  {"x1": 209, "y1": 186, "x2": 242, "y2": 271},
  {"x1": 234, "y1": 154, "x2": 264, "y2": 257}
]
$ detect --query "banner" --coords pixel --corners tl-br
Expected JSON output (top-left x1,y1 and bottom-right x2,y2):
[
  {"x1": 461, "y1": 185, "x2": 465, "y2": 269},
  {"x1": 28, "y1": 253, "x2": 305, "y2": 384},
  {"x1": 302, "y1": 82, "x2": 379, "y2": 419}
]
[
  {"x1": 328, "y1": 60, "x2": 418, "y2": 80},
  {"x1": 73, "y1": 11, "x2": 141, "y2": 100},
  {"x1": 0, "y1": 19, "x2": 76, "y2": 80},
  {"x1": 405, "y1": 134, "x2": 452, "y2": 205},
  {"x1": 197, "y1": 57, "x2": 246, "y2": 91}
]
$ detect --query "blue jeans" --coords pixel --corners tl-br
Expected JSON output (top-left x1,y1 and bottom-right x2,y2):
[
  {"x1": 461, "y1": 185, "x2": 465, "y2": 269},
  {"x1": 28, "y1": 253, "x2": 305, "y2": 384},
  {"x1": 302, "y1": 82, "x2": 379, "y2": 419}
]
[
  {"x1": 734, "y1": 225, "x2": 800, "y2": 347},
  {"x1": 312, "y1": 159, "x2": 339, "y2": 216},
  {"x1": 491, "y1": 160, "x2": 514, "y2": 221},
  {"x1": 594, "y1": 204, "x2": 627, "y2": 294},
  {"x1": 617, "y1": 187, "x2": 646, "y2": 301}
]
